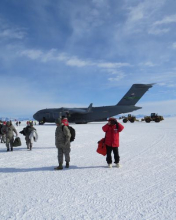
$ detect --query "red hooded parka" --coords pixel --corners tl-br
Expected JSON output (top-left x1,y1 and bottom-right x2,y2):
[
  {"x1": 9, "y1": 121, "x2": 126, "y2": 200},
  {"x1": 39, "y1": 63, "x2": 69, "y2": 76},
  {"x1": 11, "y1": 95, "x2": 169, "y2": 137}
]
[{"x1": 102, "y1": 122, "x2": 124, "y2": 147}]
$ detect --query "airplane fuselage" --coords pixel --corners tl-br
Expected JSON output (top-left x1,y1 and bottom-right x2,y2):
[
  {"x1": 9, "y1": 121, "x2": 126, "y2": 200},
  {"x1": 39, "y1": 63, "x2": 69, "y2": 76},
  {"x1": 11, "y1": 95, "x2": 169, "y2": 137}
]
[
  {"x1": 33, "y1": 84, "x2": 154, "y2": 124},
  {"x1": 33, "y1": 105, "x2": 141, "y2": 124}
]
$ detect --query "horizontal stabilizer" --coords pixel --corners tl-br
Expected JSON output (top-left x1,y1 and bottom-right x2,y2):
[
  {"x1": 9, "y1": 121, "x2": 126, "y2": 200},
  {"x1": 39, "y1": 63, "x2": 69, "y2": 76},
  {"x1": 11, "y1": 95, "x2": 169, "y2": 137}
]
[{"x1": 117, "y1": 83, "x2": 155, "y2": 106}]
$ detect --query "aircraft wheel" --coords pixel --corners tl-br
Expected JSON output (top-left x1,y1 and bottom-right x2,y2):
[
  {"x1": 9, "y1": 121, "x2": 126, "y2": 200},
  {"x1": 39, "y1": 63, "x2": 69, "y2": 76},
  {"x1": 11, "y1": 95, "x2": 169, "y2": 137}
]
[{"x1": 75, "y1": 122, "x2": 88, "y2": 124}]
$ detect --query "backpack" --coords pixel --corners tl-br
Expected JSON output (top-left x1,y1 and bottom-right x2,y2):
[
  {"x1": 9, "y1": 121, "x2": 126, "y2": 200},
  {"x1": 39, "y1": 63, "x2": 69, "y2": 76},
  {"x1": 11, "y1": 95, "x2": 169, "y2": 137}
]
[
  {"x1": 62, "y1": 125, "x2": 76, "y2": 142},
  {"x1": 19, "y1": 127, "x2": 29, "y2": 136}
]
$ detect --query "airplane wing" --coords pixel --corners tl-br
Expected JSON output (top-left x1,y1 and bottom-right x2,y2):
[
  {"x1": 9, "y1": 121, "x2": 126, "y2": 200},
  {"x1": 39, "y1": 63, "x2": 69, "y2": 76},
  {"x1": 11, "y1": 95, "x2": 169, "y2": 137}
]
[{"x1": 63, "y1": 103, "x2": 93, "y2": 115}]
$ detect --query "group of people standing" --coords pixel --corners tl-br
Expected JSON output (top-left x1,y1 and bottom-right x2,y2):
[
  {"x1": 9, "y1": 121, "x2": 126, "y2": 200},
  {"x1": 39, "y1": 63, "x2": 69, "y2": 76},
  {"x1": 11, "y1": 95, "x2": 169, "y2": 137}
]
[
  {"x1": 0, "y1": 116, "x2": 124, "y2": 169},
  {"x1": 54, "y1": 116, "x2": 124, "y2": 170}
]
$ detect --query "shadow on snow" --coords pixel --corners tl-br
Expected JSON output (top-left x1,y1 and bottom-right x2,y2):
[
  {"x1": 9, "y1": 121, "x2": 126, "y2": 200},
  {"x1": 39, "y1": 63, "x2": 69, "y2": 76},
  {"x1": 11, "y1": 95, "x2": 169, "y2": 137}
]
[{"x1": 0, "y1": 165, "x2": 107, "y2": 173}]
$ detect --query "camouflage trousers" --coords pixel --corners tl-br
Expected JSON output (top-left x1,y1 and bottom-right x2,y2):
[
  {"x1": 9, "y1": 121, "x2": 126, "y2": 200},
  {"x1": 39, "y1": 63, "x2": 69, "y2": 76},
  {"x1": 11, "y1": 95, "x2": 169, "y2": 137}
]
[
  {"x1": 25, "y1": 136, "x2": 32, "y2": 149},
  {"x1": 6, "y1": 137, "x2": 14, "y2": 149},
  {"x1": 57, "y1": 147, "x2": 71, "y2": 164}
]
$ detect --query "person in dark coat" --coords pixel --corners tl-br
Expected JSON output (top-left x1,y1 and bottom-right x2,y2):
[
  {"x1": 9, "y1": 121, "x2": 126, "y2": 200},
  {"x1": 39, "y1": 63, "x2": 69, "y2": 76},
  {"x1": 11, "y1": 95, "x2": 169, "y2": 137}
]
[
  {"x1": 102, "y1": 118, "x2": 124, "y2": 168},
  {"x1": 20, "y1": 122, "x2": 37, "y2": 150}
]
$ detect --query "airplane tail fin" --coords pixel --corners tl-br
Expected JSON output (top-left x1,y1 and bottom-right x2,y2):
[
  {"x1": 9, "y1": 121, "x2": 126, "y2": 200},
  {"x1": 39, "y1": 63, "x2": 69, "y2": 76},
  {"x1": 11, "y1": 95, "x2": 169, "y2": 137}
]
[
  {"x1": 87, "y1": 103, "x2": 93, "y2": 113},
  {"x1": 117, "y1": 84, "x2": 155, "y2": 106}
]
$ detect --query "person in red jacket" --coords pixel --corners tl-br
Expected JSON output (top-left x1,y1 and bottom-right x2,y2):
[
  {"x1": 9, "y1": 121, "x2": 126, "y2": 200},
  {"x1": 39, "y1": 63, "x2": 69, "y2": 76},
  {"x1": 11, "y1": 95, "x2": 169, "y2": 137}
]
[{"x1": 102, "y1": 118, "x2": 124, "y2": 168}]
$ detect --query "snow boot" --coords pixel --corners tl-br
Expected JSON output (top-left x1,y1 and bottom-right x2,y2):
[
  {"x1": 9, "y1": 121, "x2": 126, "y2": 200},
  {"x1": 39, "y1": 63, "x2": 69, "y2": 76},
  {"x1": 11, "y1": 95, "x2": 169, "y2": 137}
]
[
  {"x1": 65, "y1": 162, "x2": 69, "y2": 168},
  {"x1": 115, "y1": 163, "x2": 121, "y2": 168},
  {"x1": 108, "y1": 164, "x2": 112, "y2": 168},
  {"x1": 7, "y1": 148, "x2": 9, "y2": 152},
  {"x1": 11, "y1": 147, "x2": 13, "y2": 151},
  {"x1": 54, "y1": 163, "x2": 63, "y2": 170}
]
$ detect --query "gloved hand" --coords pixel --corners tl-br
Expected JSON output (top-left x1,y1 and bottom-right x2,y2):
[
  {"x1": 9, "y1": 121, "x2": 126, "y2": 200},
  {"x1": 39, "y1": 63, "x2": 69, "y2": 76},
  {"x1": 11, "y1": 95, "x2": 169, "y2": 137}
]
[
  {"x1": 115, "y1": 121, "x2": 119, "y2": 129},
  {"x1": 111, "y1": 120, "x2": 117, "y2": 125},
  {"x1": 110, "y1": 120, "x2": 116, "y2": 125}
]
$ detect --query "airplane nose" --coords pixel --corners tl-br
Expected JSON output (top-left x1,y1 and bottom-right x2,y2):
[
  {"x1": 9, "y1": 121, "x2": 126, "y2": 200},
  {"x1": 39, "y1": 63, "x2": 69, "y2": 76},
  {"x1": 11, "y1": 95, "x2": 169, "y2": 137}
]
[{"x1": 33, "y1": 113, "x2": 37, "y2": 120}]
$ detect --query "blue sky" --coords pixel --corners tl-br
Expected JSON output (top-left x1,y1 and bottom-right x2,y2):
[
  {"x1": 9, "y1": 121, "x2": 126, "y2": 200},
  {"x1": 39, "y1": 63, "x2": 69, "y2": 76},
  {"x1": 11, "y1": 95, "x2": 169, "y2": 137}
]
[{"x1": 0, "y1": 0, "x2": 176, "y2": 118}]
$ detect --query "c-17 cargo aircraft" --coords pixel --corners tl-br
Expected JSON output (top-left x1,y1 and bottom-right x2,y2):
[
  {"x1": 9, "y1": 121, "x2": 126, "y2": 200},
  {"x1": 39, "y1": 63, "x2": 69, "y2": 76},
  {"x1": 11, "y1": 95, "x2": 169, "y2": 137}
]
[{"x1": 33, "y1": 83, "x2": 154, "y2": 124}]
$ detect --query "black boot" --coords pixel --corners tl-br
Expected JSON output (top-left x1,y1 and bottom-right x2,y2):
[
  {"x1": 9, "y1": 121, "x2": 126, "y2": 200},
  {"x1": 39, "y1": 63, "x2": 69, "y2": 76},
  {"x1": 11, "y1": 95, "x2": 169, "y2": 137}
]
[
  {"x1": 65, "y1": 162, "x2": 69, "y2": 168},
  {"x1": 54, "y1": 163, "x2": 63, "y2": 170},
  {"x1": 11, "y1": 147, "x2": 13, "y2": 151},
  {"x1": 7, "y1": 148, "x2": 9, "y2": 152}
]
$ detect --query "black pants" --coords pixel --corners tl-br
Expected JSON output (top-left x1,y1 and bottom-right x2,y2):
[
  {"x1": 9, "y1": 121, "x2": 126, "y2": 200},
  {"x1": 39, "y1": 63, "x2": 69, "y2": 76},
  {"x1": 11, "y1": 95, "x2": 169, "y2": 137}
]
[{"x1": 106, "y1": 145, "x2": 120, "y2": 164}]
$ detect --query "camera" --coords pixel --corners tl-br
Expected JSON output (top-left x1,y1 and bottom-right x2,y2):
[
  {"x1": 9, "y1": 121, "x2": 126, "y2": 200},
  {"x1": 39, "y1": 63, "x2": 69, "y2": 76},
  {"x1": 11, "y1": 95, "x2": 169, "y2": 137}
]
[{"x1": 110, "y1": 120, "x2": 116, "y2": 125}]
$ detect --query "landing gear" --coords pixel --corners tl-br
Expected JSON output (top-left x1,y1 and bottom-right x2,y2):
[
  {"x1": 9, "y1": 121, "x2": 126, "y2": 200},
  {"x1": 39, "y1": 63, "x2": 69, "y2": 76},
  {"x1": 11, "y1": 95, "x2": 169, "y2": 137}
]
[
  {"x1": 39, "y1": 117, "x2": 46, "y2": 125},
  {"x1": 75, "y1": 122, "x2": 88, "y2": 124}
]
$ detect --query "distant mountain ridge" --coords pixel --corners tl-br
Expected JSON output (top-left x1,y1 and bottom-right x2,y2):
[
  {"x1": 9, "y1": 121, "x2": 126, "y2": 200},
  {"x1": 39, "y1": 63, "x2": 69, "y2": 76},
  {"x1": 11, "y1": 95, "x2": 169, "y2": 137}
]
[{"x1": 0, "y1": 117, "x2": 34, "y2": 121}]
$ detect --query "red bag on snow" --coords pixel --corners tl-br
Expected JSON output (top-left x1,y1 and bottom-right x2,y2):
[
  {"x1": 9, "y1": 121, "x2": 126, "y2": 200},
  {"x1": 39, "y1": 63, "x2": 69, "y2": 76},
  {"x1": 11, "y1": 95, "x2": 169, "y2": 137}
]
[{"x1": 97, "y1": 138, "x2": 107, "y2": 156}]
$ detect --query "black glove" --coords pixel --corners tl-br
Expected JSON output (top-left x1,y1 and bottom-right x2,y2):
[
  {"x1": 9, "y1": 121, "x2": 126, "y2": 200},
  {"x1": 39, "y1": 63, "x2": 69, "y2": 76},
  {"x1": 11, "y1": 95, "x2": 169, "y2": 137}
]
[
  {"x1": 19, "y1": 130, "x2": 25, "y2": 136},
  {"x1": 110, "y1": 120, "x2": 116, "y2": 125},
  {"x1": 115, "y1": 121, "x2": 119, "y2": 129}
]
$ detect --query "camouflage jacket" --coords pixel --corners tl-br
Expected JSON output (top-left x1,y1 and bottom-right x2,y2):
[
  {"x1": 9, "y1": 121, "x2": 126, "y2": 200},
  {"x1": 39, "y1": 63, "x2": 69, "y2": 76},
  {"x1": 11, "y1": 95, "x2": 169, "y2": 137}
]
[
  {"x1": 55, "y1": 124, "x2": 71, "y2": 148},
  {"x1": 1, "y1": 124, "x2": 17, "y2": 138}
]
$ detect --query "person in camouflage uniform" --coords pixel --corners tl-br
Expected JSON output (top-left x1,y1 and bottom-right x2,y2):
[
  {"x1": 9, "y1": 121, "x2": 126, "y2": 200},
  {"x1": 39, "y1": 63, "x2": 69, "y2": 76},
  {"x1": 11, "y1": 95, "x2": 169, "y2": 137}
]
[
  {"x1": 20, "y1": 121, "x2": 36, "y2": 150},
  {"x1": 0, "y1": 121, "x2": 5, "y2": 143},
  {"x1": 1, "y1": 121, "x2": 18, "y2": 151},
  {"x1": 0, "y1": 121, "x2": 6, "y2": 143},
  {"x1": 54, "y1": 118, "x2": 71, "y2": 170}
]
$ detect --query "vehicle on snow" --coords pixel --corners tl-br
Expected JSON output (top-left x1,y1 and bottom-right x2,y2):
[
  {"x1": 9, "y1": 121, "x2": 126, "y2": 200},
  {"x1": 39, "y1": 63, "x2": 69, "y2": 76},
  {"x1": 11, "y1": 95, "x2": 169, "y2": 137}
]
[
  {"x1": 141, "y1": 113, "x2": 164, "y2": 123},
  {"x1": 122, "y1": 114, "x2": 139, "y2": 123}
]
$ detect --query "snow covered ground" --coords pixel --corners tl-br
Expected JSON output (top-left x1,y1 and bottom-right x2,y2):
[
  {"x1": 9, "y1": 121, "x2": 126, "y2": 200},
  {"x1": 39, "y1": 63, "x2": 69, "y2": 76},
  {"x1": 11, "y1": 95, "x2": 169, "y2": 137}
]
[{"x1": 0, "y1": 118, "x2": 176, "y2": 220}]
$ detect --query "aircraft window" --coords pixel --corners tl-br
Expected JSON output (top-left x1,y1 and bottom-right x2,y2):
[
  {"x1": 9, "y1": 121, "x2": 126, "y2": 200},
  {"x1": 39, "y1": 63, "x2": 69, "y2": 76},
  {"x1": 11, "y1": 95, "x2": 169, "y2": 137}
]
[{"x1": 53, "y1": 113, "x2": 60, "y2": 119}]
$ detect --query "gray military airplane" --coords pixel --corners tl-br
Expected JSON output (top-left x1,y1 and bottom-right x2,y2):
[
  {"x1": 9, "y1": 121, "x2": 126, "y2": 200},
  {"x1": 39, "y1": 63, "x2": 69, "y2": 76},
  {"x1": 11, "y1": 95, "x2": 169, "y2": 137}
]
[{"x1": 33, "y1": 83, "x2": 154, "y2": 124}]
